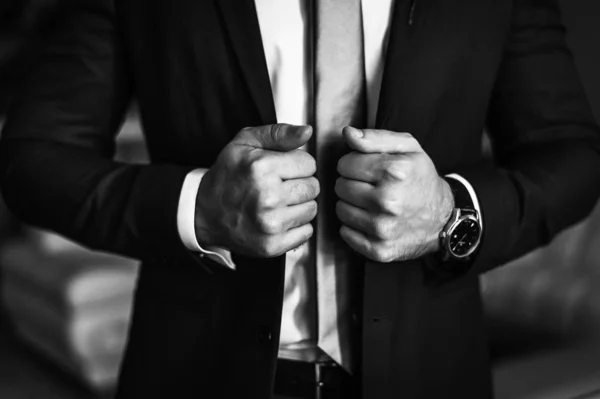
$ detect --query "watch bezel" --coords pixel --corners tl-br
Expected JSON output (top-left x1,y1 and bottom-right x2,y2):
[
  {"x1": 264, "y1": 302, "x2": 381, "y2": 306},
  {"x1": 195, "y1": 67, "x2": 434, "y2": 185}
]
[{"x1": 440, "y1": 211, "x2": 482, "y2": 260}]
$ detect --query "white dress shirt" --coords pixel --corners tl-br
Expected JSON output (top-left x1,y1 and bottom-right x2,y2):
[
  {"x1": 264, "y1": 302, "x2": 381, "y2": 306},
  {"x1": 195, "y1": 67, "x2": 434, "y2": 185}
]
[{"x1": 177, "y1": 0, "x2": 481, "y2": 362}]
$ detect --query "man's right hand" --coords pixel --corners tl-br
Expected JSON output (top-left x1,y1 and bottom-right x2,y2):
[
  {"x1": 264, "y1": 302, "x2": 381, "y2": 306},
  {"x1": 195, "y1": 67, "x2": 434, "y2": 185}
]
[{"x1": 194, "y1": 124, "x2": 319, "y2": 258}]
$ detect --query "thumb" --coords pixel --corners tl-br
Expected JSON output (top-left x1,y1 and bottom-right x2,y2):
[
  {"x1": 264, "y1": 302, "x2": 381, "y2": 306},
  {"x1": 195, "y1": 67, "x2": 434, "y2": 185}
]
[
  {"x1": 233, "y1": 124, "x2": 313, "y2": 151},
  {"x1": 342, "y1": 126, "x2": 422, "y2": 154}
]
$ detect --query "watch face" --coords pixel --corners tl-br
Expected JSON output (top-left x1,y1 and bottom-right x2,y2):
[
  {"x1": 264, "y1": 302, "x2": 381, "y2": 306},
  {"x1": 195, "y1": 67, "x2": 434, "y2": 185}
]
[{"x1": 448, "y1": 217, "x2": 481, "y2": 257}]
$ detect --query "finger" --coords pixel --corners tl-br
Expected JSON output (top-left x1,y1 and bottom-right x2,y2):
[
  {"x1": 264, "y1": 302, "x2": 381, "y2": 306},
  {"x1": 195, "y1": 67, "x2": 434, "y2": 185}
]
[
  {"x1": 268, "y1": 149, "x2": 317, "y2": 179},
  {"x1": 339, "y1": 225, "x2": 376, "y2": 259},
  {"x1": 256, "y1": 201, "x2": 318, "y2": 234},
  {"x1": 334, "y1": 177, "x2": 375, "y2": 209},
  {"x1": 342, "y1": 126, "x2": 422, "y2": 154},
  {"x1": 340, "y1": 225, "x2": 395, "y2": 263},
  {"x1": 234, "y1": 124, "x2": 313, "y2": 151},
  {"x1": 270, "y1": 224, "x2": 314, "y2": 257},
  {"x1": 336, "y1": 200, "x2": 386, "y2": 239},
  {"x1": 337, "y1": 152, "x2": 381, "y2": 183},
  {"x1": 281, "y1": 177, "x2": 320, "y2": 205},
  {"x1": 281, "y1": 200, "x2": 318, "y2": 230}
]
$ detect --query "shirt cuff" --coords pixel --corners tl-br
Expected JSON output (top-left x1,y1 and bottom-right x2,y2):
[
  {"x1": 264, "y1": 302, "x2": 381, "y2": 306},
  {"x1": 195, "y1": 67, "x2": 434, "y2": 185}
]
[
  {"x1": 177, "y1": 168, "x2": 236, "y2": 270},
  {"x1": 445, "y1": 173, "x2": 483, "y2": 231}
]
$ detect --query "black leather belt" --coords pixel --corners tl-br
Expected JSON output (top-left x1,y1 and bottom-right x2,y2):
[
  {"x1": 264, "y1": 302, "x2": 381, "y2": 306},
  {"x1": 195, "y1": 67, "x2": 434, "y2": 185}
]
[{"x1": 274, "y1": 358, "x2": 359, "y2": 399}]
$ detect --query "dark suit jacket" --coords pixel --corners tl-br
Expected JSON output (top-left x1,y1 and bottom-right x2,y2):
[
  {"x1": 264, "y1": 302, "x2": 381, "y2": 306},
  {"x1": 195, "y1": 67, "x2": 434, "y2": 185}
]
[{"x1": 2, "y1": 0, "x2": 600, "y2": 398}]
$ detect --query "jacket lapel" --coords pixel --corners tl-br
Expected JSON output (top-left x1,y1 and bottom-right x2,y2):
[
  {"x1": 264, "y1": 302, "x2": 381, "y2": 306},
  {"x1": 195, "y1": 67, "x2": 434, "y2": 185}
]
[
  {"x1": 376, "y1": 0, "x2": 435, "y2": 145},
  {"x1": 214, "y1": 4, "x2": 283, "y2": 395},
  {"x1": 216, "y1": 0, "x2": 277, "y2": 125}
]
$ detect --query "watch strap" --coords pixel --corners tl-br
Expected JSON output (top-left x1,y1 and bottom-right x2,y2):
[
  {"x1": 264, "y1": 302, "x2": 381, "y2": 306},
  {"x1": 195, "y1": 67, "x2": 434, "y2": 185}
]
[{"x1": 445, "y1": 176, "x2": 475, "y2": 211}]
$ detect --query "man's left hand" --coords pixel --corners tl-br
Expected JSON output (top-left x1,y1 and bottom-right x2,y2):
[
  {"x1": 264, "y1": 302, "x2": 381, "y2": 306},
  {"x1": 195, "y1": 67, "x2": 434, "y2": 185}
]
[{"x1": 335, "y1": 127, "x2": 454, "y2": 263}]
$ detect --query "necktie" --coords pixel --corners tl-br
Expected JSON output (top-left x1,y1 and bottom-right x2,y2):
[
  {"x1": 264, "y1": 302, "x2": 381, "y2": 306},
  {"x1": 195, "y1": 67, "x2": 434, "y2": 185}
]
[{"x1": 314, "y1": 0, "x2": 366, "y2": 373}]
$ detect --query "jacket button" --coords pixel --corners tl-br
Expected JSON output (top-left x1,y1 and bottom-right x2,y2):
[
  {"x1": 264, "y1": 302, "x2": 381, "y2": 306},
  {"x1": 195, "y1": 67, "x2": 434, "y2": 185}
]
[{"x1": 258, "y1": 327, "x2": 273, "y2": 342}]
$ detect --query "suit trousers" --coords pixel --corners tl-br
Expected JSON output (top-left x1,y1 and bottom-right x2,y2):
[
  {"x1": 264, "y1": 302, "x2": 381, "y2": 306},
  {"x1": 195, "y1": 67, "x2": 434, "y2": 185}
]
[{"x1": 273, "y1": 358, "x2": 359, "y2": 399}]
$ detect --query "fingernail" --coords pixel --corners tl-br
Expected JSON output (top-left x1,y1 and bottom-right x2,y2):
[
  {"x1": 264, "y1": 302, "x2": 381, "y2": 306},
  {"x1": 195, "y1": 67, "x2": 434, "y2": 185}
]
[
  {"x1": 345, "y1": 126, "x2": 364, "y2": 139},
  {"x1": 292, "y1": 125, "x2": 310, "y2": 138}
]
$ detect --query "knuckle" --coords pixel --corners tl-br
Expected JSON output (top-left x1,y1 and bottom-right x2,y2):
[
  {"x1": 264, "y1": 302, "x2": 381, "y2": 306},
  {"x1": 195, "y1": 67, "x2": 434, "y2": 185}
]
[
  {"x1": 306, "y1": 200, "x2": 318, "y2": 220},
  {"x1": 256, "y1": 238, "x2": 279, "y2": 258},
  {"x1": 409, "y1": 136, "x2": 421, "y2": 148},
  {"x1": 394, "y1": 247, "x2": 411, "y2": 262},
  {"x1": 270, "y1": 124, "x2": 283, "y2": 142},
  {"x1": 375, "y1": 195, "x2": 397, "y2": 214},
  {"x1": 301, "y1": 223, "x2": 315, "y2": 242},
  {"x1": 299, "y1": 180, "x2": 318, "y2": 202},
  {"x1": 399, "y1": 132, "x2": 418, "y2": 147},
  {"x1": 290, "y1": 151, "x2": 316, "y2": 176},
  {"x1": 373, "y1": 247, "x2": 395, "y2": 263},
  {"x1": 219, "y1": 144, "x2": 238, "y2": 160},
  {"x1": 254, "y1": 241, "x2": 269, "y2": 257},
  {"x1": 373, "y1": 253, "x2": 387, "y2": 263},
  {"x1": 248, "y1": 156, "x2": 271, "y2": 178},
  {"x1": 383, "y1": 158, "x2": 408, "y2": 181},
  {"x1": 383, "y1": 169, "x2": 403, "y2": 182},
  {"x1": 288, "y1": 225, "x2": 314, "y2": 251},
  {"x1": 373, "y1": 218, "x2": 394, "y2": 239},
  {"x1": 235, "y1": 127, "x2": 258, "y2": 146},
  {"x1": 255, "y1": 213, "x2": 282, "y2": 234},
  {"x1": 257, "y1": 189, "x2": 280, "y2": 209},
  {"x1": 235, "y1": 127, "x2": 253, "y2": 143},
  {"x1": 372, "y1": 223, "x2": 385, "y2": 239},
  {"x1": 240, "y1": 126, "x2": 253, "y2": 135}
]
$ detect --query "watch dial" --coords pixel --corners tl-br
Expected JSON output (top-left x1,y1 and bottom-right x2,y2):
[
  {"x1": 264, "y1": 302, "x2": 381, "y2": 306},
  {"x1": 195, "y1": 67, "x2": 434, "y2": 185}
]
[{"x1": 449, "y1": 219, "x2": 481, "y2": 257}]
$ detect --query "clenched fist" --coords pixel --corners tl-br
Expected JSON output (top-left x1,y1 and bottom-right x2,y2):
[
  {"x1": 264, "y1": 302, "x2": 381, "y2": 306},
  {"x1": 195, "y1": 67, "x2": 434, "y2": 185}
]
[
  {"x1": 195, "y1": 124, "x2": 319, "y2": 258},
  {"x1": 335, "y1": 127, "x2": 454, "y2": 263}
]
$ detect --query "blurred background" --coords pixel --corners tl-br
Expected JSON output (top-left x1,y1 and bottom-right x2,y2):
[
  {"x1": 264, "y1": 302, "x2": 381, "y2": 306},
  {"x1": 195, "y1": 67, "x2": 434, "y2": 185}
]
[{"x1": 1, "y1": 1, "x2": 600, "y2": 398}]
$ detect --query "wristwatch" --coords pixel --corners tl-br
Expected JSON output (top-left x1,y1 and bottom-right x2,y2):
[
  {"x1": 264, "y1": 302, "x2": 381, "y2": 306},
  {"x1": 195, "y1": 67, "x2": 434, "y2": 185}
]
[{"x1": 438, "y1": 177, "x2": 483, "y2": 261}]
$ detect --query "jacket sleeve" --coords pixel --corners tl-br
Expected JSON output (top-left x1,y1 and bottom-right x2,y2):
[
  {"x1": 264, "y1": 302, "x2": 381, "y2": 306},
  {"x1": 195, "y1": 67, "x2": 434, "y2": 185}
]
[
  {"x1": 0, "y1": 0, "x2": 201, "y2": 265},
  {"x1": 436, "y1": 0, "x2": 600, "y2": 278}
]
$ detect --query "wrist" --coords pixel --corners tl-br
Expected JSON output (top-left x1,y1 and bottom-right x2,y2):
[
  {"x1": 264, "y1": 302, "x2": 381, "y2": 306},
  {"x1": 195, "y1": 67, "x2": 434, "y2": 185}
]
[
  {"x1": 427, "y1": 177, "x2": 455, "y2": 253},
  {"x1": 177, "y1": 168, "x2": 237, "y2": 269},
  {"x1": 193, "y1": 208, "x2": 216, "y2": 248},
  {"x1": 439, "y1": 177, "x2": 456, "y2": 227},
  {"x1": 194, "y1": 176, "x2": 221, "y2": 248},
  {"x1": 178, "y1": 167, "x2": 223, "y2": 250}
]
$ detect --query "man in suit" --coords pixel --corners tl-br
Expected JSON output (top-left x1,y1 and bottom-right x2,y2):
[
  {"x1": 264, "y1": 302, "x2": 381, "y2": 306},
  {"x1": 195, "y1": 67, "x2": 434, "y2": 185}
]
[{"x1": 1, "y1": 0, "x2": 599, "y2": 398}]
